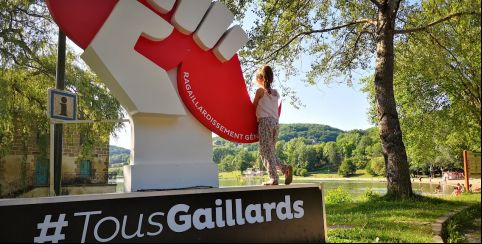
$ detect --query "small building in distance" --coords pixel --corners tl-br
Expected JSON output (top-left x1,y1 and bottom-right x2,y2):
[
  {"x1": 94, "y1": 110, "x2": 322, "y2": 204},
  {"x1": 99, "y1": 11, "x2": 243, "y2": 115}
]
[
  {"x1": 243, "y1": 168, "x2": 264, "y2": 176},
  {"x1": 0, "y1": 125, "x2": 114, "y2": 198}
]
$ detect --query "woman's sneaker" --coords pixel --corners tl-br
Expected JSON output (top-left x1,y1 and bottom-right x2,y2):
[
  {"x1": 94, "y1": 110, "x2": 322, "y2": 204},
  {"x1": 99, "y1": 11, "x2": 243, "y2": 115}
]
[{"x1": 285, "y1": 166, "x2": 293, "y2": 185}]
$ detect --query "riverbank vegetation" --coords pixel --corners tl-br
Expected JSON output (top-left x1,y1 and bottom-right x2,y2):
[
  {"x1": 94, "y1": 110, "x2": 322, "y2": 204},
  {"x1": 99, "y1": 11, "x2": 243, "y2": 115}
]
[
  {"x1": 218, "y1": 169, "x2": 383, "y2": 181},
  {"x1": 213, "y1": 121, "x2": 474, "y2": 180},
  {"x1": 214, "y1": 124, "x2": 388, "y2": 177}
]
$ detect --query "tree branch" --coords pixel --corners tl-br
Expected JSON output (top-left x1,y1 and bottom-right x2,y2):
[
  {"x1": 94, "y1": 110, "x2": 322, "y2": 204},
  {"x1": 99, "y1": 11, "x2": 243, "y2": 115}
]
[
  {"x1": 426, "y1": 32, "x2": 472, "y2": 80},
  {"x1": 427, "y1": 33, "x2": 481, "y2": 107},
  {"x1": 394, "y1": 11, "x2": 481, "y2": 34},
  {"x1": 14, "y1": 6, "x2": 50, "y2": 20},
  {"x1": 11, "y1": 83, "x2": 47, "y2": 111},
  {"x1": 368, "y1": 0, "x2": 381, "y2": 7},
  {"x1": 389, "y1": 0, "x2": 402, "y2": 20},
  {"x1": 261, "y1": 19, "x2": 375, "y2": 62}
]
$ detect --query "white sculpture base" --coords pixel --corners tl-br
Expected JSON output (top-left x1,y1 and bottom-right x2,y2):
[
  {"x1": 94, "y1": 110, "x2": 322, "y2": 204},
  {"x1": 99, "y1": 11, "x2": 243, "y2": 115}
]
[
  {"x1": 123, "y1": 163, "x2": 218, "y2": 192},
  {"x1": 121, "y1": 69, "x2": 219, "y2": 192}
]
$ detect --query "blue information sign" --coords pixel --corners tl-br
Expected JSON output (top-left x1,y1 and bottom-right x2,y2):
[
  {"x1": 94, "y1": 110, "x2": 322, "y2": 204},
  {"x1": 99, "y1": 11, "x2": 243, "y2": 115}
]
[{"x1": 48, "y1": 88, "x2": 77, "y2": 121}]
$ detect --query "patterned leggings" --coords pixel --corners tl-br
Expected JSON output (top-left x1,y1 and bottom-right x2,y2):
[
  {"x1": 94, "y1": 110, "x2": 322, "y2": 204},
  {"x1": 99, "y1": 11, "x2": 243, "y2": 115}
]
[{"x1": 258, "y1": 117, "x2": 289, "y2": 182}]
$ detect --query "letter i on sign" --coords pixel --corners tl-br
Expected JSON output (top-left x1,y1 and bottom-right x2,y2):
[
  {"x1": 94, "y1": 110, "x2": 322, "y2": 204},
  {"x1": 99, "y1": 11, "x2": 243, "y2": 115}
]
[{"x1": 59, "y1": 97, "x2": 68, "y2": 116}]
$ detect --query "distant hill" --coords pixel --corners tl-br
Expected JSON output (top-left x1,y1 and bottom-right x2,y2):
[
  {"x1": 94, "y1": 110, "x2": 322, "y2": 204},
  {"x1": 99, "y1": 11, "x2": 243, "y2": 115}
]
[
  {"x1": 213, "y1": 123, "x2": 344, "y2": 145},
  {"x1": 278, "y1": 123, "x2": 344, "y2": 143},
  {"x1": 109, "y1": 145, "x2": 130, "y2": 165}
]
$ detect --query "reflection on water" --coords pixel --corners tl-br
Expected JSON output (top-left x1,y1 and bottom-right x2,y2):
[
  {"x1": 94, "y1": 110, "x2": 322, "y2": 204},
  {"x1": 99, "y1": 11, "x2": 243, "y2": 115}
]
[
  {"x1": 220, "y1": 177, "x2": 454, "y2": 197},
  {"x1": 110, "y1": 177, "x2": 454, "y2": 198},
  {"x1": 411, "y1": 181, "x2": 455, "y2": 195},
  {"x1": 10, "y1": 178, "x2": 454, "y2": 199}
]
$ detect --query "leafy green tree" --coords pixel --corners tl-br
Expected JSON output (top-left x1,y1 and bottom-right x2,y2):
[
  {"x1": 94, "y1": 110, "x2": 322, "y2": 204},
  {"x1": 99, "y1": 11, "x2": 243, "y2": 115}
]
[
  {"x1": 0, "y1": 53, "x2": 123, "y2": 159},
  {"x1": 338, "y1": 158, "x2": 357, "y2": 177},
  {"x1": 284, "y1": 137, "x2": 306, "y2": 167},
  {"x1": 336, "y1": 130, "x2": 362, "y2": 159},
  {"x1": 363, "y1": 0, "x2": 481, "y2": 175},
  {"x1": 218, "y1": 155, "x2": 236, "y2": 172},
  {"x1": 352, "y1": 135, "x2": 372, "y2": 169},
  {"x1": 1, "y1": 1, "x2": 123, "y2": 159},
  {"x1": 300, "y1": 145, "x2": 319, "y2": 171},
  {"x1": 366, "y1": 156, "x2": 386, "y2": 177},
  {"x1": 233, "y1": 149, "x2": 255, "y2": 173},
  {"x1": 323, "y1": 141, "x2": 342, "y2": 170},
  {"x1": 313, "y1": 143, "x2": 325, "y2": 166},
  {"x1": 275, "y1": 140, "x2": 287, "y2": 162},
  {"x1": 283, "y1": 137, "x2": 319, "y2": 171},
  {"x1": 213, "y1": 146, "x2": 237, "y2": 164},
  {"x1": 1, "y1": 0, "x2": 53, "y2": 70},
  {"x1": 395, "y1": 1, "x2": 481, "y2": 171},
  {"x1": 295, "y1": 167, "x2": 309, "y2": 177},
  {"x1": 244, "y1": 143, "x2": 259, "y2": 152},
  {"x1": 365, "y1": 130, "x2": 383, "y2": 159},
  {"x1": 238, "y1": 0, "x2": 479, "y2": 197}
]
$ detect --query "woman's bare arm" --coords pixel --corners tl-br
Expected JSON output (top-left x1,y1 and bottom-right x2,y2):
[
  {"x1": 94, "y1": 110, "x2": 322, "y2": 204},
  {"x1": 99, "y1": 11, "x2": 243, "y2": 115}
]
[{"x1": 253, "y1": 88, "x2": 264, "y2": 108}]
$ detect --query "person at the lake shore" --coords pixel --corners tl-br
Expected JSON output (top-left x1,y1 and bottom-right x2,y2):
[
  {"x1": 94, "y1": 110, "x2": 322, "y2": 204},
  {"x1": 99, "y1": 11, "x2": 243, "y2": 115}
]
[
  {"x1": 451, "y1": 183, "x2": 462, "y2": 196},
  {"x1": 474, "y1": 185, "x2": 481, "y2": 193},
  {"x1": 435, "y1": 182, "x2": 441, "y2": 193},
  {"x1": 253, "y1": 64, "x2": 293, "y2": 186}
]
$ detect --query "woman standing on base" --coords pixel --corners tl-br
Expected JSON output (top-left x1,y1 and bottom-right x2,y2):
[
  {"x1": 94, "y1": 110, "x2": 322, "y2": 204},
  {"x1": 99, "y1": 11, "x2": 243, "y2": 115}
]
[{"x1": 253, "y1": 65, "x2": 293, "y2": 186}]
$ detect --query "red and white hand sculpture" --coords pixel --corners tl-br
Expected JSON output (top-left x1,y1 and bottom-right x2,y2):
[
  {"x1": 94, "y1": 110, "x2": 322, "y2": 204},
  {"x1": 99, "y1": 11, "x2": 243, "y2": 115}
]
[{"x1": 47, "y1": 0, "x2": 257, "y2": 191}]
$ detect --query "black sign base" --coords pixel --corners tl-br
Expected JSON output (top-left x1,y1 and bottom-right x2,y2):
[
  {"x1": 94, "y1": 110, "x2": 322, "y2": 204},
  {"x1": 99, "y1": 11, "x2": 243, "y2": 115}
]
[{"x1": 0, "y1": 184, "x2": 326, "y2": 243}]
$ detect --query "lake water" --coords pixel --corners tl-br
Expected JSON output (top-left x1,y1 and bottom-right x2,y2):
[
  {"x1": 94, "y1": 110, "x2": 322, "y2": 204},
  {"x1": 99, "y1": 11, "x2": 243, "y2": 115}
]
[
  {"x1": 11, "y1": 178, "x2": 453, "y2": 199},
  {"x1": 219, "y1": 177, "x2": 455, "y2": 197},
  {"x1": 111, "y1": 177, "x2": 455, "y2": 197}
]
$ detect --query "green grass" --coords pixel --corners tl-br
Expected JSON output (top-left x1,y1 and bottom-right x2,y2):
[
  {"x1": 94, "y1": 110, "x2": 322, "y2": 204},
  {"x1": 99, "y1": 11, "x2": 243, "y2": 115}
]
[
  {"x1": 306, "y1": 169, "x2": 384, "y2": 179},
  {"x1": 219, "y1": 170, "x2": 480, "y2": 242},
  {"x1": 219, "y1": 168, "x2": 382, "y2": 180},
  {"x1": 218, "y1": 171, "x2": 243, "y2": 179},
  {"x1": 325, "y1": 192, "x2": 481, "y2": 243}
]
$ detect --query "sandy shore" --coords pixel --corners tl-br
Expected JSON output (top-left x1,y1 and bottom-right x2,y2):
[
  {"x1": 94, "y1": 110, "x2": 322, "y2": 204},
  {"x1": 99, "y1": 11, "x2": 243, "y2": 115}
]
[
  {"x1": 294, "y1": 176, "x2": 481, "y2": 188},
  {"x1": 294, "y1": 177, "x2": 386, "y2": 182},
  {"x1": 412, "y1": 177, "x2": 481, "y2": 188}
]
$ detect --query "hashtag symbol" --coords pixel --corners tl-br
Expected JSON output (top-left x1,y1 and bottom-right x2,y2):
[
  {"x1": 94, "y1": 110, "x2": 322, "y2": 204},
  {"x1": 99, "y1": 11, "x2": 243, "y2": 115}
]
[{"x1": 34, "y1": 214, "x2": 69, "y2": 243}]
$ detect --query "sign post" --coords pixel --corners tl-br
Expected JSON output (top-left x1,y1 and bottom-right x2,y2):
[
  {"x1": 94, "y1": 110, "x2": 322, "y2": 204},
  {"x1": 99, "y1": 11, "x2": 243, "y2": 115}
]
[
  {"x1": 48, "y1": 87, "x2": 77, "y2": 196},
  {"x1": 463, "y1": 150, "x2": 481, "y2": 192},
  {"x1": 52, "y1": 29, "x2": 67, "y2": 196},
  {"x1": 464, "y1": 150, "x2": 469, "y2": 192}
]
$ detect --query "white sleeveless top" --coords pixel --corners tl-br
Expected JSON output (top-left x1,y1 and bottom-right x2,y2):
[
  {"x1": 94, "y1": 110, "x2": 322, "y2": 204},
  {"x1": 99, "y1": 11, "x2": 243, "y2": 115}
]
[{"x1": 256, "y1": 89, "x2": 279, "y2": 120}]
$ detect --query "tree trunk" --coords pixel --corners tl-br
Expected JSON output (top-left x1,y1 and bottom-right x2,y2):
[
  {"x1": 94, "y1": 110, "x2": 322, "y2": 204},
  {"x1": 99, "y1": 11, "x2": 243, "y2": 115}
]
[{"x1": 374, "y1": 3, "x2": 413, "y2": 198}]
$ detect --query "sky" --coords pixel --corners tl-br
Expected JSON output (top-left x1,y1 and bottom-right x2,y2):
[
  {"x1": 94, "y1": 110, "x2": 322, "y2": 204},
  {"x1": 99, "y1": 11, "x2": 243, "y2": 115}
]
[{"x1": 277, "y1": 81, "x2": 372, "y2": 129}]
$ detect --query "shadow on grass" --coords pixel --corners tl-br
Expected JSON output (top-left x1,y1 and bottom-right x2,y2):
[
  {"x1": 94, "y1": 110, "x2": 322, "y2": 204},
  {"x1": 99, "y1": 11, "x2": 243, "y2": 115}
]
[{"x1": 350, "y1": 173, "x2": 365, "y2": 177}]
